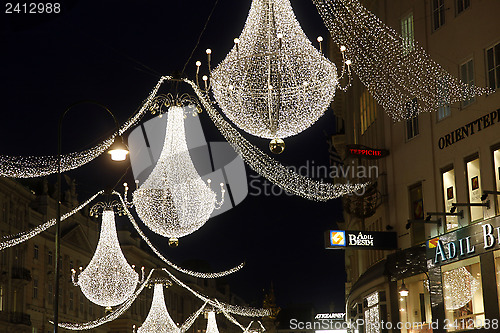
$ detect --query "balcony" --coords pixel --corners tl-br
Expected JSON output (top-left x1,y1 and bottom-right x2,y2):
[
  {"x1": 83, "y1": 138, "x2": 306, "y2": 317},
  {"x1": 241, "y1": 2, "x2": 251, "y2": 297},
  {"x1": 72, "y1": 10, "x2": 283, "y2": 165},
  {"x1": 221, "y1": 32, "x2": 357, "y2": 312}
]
[
  {"x1": 9, "y1": 311, "x2": 31, "y2": 326},
  {"x1": 11, "y1": 266, "x2": 32, "y2": 282}
]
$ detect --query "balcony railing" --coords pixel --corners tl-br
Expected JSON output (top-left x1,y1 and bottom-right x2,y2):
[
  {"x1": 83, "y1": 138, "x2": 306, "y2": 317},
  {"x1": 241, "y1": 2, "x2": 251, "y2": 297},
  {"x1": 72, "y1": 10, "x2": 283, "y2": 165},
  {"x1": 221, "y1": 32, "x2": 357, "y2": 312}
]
[
  {"x1": 11, "y1": 266, "x2": 32, "y2": 281},
  {"x1": 9, "y1": 311, "x2": 31, "y2": 326}
]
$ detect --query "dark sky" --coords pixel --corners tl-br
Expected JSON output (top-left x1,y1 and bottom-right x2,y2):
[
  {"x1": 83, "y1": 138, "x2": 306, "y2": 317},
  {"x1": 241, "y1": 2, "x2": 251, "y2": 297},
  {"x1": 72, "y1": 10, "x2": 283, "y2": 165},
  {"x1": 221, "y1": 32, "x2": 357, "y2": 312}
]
[{"x1": 1, "y1": 0, "x2": 346, "y2": 312}]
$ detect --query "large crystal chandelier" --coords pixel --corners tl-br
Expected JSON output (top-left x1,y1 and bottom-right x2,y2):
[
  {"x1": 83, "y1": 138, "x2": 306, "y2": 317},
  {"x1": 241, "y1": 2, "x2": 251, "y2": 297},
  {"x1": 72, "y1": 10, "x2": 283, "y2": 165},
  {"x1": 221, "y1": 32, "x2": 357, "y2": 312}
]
[
  {"x1": 72, "y1": 209, "x2": 140, "y2": 308},
  {"x1": 210, "y1": 0, "x2": 340, "y2": 150},
  {"x1": 133, "y1": 106, "x2": 224, "y2": 245},
  {"x1": 137, "y1": 283, "x2": 180, "y2": 333}
]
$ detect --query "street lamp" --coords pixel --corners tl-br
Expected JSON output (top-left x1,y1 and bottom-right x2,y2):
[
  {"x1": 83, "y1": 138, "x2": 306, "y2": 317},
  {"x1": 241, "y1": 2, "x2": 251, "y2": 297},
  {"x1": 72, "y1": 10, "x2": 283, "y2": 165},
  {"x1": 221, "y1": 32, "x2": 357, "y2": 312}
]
[
  {"x1": 54, "y1": 101, "x2": 128, "y2": 333},
  {"x1": 399, "y1": 281, "x2": 409, "y2": 297}
]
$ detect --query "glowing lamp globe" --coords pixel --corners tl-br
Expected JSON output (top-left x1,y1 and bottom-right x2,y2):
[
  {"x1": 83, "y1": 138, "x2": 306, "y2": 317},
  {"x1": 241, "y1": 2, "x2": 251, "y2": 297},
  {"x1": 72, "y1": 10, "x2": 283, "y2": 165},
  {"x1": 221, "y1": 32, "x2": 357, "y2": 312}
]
[
  {"x1": 108, "y1": 136, "x2": 129, "y2": 161},
  {"x1": 76, "y1": 210, "x2": 139, "y2": 307}
]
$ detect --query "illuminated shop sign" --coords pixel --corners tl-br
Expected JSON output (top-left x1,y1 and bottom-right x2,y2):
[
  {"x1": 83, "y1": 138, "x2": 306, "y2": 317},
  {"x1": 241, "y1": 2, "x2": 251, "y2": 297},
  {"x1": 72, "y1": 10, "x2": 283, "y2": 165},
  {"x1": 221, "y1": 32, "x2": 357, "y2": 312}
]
[
  {"x1": 429, "y1": 221, "x2": 500, "y2": 264},
  {"x1": 315, "y1": 313, "x2": 346, "y2": 320},
  {"x1": 438, "y1": 108, "x2": 500, "y2": 149},
  {"x1": 325, "y1": 230, "x2": 397, "y2": 250},
  {"x1": 345, "y1": 144, "x2": 389, "y2": 159}
]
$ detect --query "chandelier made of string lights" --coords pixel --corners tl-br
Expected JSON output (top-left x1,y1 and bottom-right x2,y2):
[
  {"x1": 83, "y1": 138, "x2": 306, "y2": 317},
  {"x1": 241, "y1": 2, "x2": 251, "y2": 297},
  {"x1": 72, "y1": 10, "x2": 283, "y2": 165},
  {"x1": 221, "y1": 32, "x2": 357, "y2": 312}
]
[
  {"x1": 72, "y1": 209, "x2": 141, "y2": 308},
  {"x1": 209, "y1": 0, "x2": 344, "y2": 152},
  {"x1": 133, "y1": 106, "x2": 224, "y2": 246},
  {"x1": 137, "y1": 282, "x2": 180, "y2": 333}
]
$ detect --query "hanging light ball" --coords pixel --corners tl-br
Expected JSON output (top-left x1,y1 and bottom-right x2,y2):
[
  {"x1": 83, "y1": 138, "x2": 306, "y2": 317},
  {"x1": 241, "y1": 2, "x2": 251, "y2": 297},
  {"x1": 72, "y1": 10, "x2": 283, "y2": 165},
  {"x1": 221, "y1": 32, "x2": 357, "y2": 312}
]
[
  {"x1": 75, "y1": 210, "x2": 139, "y2": 308},
  {"x1": 168, "y1": 237, "x2": 179, "y2": 248},
  {"x1": 269, "y1": 138, "x2": 285, "y2": 154}
]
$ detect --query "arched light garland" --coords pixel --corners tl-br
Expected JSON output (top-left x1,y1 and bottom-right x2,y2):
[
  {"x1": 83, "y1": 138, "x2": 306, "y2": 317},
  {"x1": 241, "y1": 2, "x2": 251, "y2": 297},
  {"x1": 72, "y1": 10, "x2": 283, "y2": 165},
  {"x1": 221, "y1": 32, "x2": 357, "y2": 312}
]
[
  {"x1": 72, "y1": 209, "x2": 140, "y2": 308},
  {"x1": 136, "y1": 283, "x2": 180, "y2": 333},
  {"x1": 161, "y1": 268, "x2": 271, "y2": 317},
  {"x1": 56, "y1": 269, "x2": 154, "y2": 330},
  {"x1": 209, "y1": 0, "x2": 338, "y2": 141},
  {"x1": 115, "y1": 191, "x2": 245, "y2": 278},
  {"x1": 443, "y1": 266, "x2": 480, "y2": 310},
  {"x1": 185, "y1": 78, "x2": 367, "y2": 201},
  {"x1": 0, "y1": 190, "x2": 103, "y2": 250},
  {"x1": 133, "y1": 106, "x2": 224, "y2": 244},
  {"x1": 311, "y1": 0, "x2": 493, "y2": 120},
  {"x1": 0, "y1": 77, "x2": 169, "y2": 178}
]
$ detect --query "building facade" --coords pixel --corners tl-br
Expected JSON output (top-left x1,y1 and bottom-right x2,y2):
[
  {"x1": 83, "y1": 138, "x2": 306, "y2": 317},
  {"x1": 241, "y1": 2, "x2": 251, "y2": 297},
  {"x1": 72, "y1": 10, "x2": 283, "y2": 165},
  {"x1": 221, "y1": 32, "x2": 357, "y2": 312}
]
[
  {"x1": 328, "y1": 0, "x2": 500, "y2": 332},
  {"x1": 0, "y1": 177, "x2": 246, "y2": 333}
]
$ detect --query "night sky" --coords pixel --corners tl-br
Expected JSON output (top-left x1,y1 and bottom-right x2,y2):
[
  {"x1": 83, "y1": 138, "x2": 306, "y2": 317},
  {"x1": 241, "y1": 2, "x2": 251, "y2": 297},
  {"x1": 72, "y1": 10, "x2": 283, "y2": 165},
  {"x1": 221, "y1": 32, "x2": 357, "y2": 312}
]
[{"x1": 1, "y1": 0, "x2": 346, "y2": 312}]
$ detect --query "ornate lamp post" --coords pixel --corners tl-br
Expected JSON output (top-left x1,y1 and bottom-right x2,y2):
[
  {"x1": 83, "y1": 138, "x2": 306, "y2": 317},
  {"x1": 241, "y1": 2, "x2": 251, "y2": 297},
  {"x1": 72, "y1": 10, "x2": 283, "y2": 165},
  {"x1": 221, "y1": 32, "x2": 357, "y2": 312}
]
[{"x1": 54, "y1": 101, "x2": 128, "y2": 332}]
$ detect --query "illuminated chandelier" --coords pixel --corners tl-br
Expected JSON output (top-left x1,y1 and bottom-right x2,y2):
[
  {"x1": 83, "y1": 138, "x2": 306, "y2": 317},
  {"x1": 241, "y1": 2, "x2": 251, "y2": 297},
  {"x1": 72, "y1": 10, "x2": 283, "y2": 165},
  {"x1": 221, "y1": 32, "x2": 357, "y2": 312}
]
[
  {"x1": 133, "y1": 106, "x2": 224, "y2": 246},
  {"x1": 208, "y1": 0, "x2": 345, "y2": 152},
  {"x1": 443, "y1": 267, "x2": 479, "y2": 310},
  {"x1": 206, "y1": 311, "x2": 220, "y2": 333},
  {"x1": 72, "y1": 209, "x2": 140, "y2": 308},
  {"x1": 137, "y1": 282, "x2": 179, "y2": 333}
]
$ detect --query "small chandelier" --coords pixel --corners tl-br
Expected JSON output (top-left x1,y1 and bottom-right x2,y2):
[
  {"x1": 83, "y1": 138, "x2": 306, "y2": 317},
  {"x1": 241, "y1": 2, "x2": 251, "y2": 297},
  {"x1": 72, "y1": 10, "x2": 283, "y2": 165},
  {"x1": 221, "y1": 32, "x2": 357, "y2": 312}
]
[
  {"x1": 72, "y1": 209, "x2": 140, "y2": 308},
  {"x1": 133, "y1": 105, "x2": 224, "y2": 245},
  {"x1": 206, "y1": 311, "x2": 220, "y2": 333},
  {"x1": 203, "y1": 0, "x2": 350, "y2": 153},
  {"x1": 136, "y1": 282, "x2": 180, "y2": 333}
]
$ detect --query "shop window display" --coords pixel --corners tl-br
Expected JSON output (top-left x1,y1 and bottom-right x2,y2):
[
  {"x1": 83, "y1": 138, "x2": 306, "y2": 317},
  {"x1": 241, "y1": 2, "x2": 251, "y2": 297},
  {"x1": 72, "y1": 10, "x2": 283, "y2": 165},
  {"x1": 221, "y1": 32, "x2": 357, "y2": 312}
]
[
  {"x1": 442, "y1": 257, "x2": 484, "y2": 331},
  {"x1": 442, "y1": 168, "x2": 458, "y2": 231},
  {"x1": 466, "y1": 157, "x2": 483, "y2": 222}
]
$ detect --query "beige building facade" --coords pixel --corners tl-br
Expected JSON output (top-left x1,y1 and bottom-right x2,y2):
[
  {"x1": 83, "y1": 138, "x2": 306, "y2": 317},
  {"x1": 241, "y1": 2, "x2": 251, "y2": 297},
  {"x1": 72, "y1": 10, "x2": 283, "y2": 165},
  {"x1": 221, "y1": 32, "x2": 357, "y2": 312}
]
[{"x1": 328, "y1": 0, "x2": 500, "y2": 332}]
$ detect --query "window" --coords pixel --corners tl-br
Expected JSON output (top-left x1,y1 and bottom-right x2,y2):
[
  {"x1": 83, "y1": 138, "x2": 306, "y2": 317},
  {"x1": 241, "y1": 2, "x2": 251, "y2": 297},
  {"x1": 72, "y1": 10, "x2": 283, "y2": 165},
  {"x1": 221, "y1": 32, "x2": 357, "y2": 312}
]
[
  {"x1": 0, "y1": 285, "x2": 3, "y2": 311},
  {"x1": 456, "y1": 0, "x2": 470, "y2": 15},
  {"x1": 409, "y1": 183, "x2": 425, "y2": 244},
  {"x1": 460, "y1": 59, "x2": 475, "y2": 107},
  {"x1": 442, "y1": 168, "x2": 458, "y2": 230},
  {"x1": 494, "y1": 148, "x2": 500, "y2": 216},
  {"x1": 486, "y1": 42, "x2": 500, "y2": 90},
  {"x1": 437, "y1": 82, "x2": 451, "y2": 121},
  {"x1": 33, "y1": 244, "x2": 38, "y2": 260},
  {"x1": 398, "y1": 274, "x2": 433, "y2": 332},
  {"x1": 33, "y1": 279, "x2": 38, "y2": 299},
  {"x1": 401, "y1": 12, "x2": 414, "y2": 54},
  {"x1": 432, "y1": 0, "x2": 445, "y2": 31},
  {"x1": 442, "y1": 257, "x2": 484, "y2": 331},
  {"x1": 79, "y1": 294, "x2": 84, "y2": 313},
  {"x1": 69, "y1": 291, "x2": 74, "y2": 310},
  {"x1": 360, "y1": 89, "x2": 377, "y2": 135},
  {"x1": 493, "y1": 250, "x2": 500, "y2": 312},
  {"x1": 466, "y1": 156, "x2": 483, "y2": 222},
  {"x1": 48, "y1": 251, "x2": 53, "y2": 265},
  {"x1": 406, "y1": 98, "x2": 419, "y2": 140},
  {"x1": 364, "y1": 291, "x2": 381, "y2": 333},
  {"x1": 48, "y1": 283, "x2": 53, "y2": 305}
]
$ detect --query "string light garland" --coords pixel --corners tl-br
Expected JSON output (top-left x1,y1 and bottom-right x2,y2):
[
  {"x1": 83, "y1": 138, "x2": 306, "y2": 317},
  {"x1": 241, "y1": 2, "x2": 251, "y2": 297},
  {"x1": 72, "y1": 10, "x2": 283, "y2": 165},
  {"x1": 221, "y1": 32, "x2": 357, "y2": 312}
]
[
  {"x1": 0, "y1": 77, "x2": 168, "y2": 178},
  {"x1": 209, "y1": 0, "x2": 340, "y2": 147},
  {"x1": 72, "y1": 209, "x2": 140, "y2": 308},
  {"x1": 161, "y1": 268, "x2": 271, "y2": 317},
  {"x1": 185, "y1": 79, "x2": 367, "y2": 201},
  {"x1": 56, "y1": 269, "x2": 154, "y2": 330},
  {"x1": 133, "y1": 106, "x2": 224, "y2": 244},
  {"x1": 116, "y1": 191, "x2": 245, "y2": 278},
  {"x1": 0, "y1": 190, "x2": 103, "y2": 251},
  {"x1": 443, "y1": 267, "x2": 479, "y2": 310},
  {"x1": 136, "y1": 283, "x2": 180, "y2": 333},
  {"x1": 311, "y1": 0, "x2": 493, "y2": 120}
]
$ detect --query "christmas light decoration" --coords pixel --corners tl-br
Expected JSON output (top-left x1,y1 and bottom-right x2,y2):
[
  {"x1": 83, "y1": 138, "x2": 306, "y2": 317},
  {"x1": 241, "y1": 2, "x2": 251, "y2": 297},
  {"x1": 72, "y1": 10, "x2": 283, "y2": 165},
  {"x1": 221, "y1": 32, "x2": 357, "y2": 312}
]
[
  {"x1": 72, "y1": 209, "x2": 139, "y2": 308},
  {"x1": 137, "y1": 283, "x2": 179, "y2": 333},
  {"x1": 206, "y1": 311, "x2": 220, "y2": 333},
  {"x1": 187, "y1": 79, "x2": 367, "y2": 201},
  {"x1": 116, "y1": 191, "x2": 245, "y2": 278},
  {"x1": 0, "y1": 77, "x2": 168, "y2": 178},
  {"x1": 311, "y1": 0, "x2": 492, "y2": 120},
  {"x1": 443, "y1": 267, "x2": 480, "y2": 310},
  {"x1": 133, "y1": 105, "x2": 224, "y2": 243},
  {"x1": 0, "y1": 191, "x2": 102, "y2": 251},
  {"x1": 57, "y1": 269, "x2": 154, "y2": 330},
  {"x1": 209, "y1": 0, "x2": 339, "y2": 147}
]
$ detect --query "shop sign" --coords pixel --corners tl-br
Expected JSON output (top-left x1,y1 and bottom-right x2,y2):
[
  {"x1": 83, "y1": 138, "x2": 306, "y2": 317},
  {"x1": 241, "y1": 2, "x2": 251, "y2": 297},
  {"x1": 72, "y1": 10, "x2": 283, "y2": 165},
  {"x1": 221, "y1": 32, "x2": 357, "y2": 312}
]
[
  {"x1": 315, "y1": 313, "x2": 346, "y2": 320},
  {"x1": 438, "y1": 108, "x2": 500, "y2": 149},
  {"x1": 429, "y1": 219, "x2": 500, "y2": 264},
  {"x1": 345, "y1": 144, "x2": 389, "y2": 159},
  {"x1": 325, "y1": 230, "x2": 397, "y2": 250}
]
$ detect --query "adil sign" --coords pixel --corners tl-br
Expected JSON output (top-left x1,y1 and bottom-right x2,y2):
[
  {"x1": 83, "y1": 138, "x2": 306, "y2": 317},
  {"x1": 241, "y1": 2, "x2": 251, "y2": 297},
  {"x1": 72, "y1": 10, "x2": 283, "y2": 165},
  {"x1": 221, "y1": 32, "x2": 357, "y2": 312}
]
[{"x1": 325, "y1": 230, "x2": 397, "y2": 250}]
